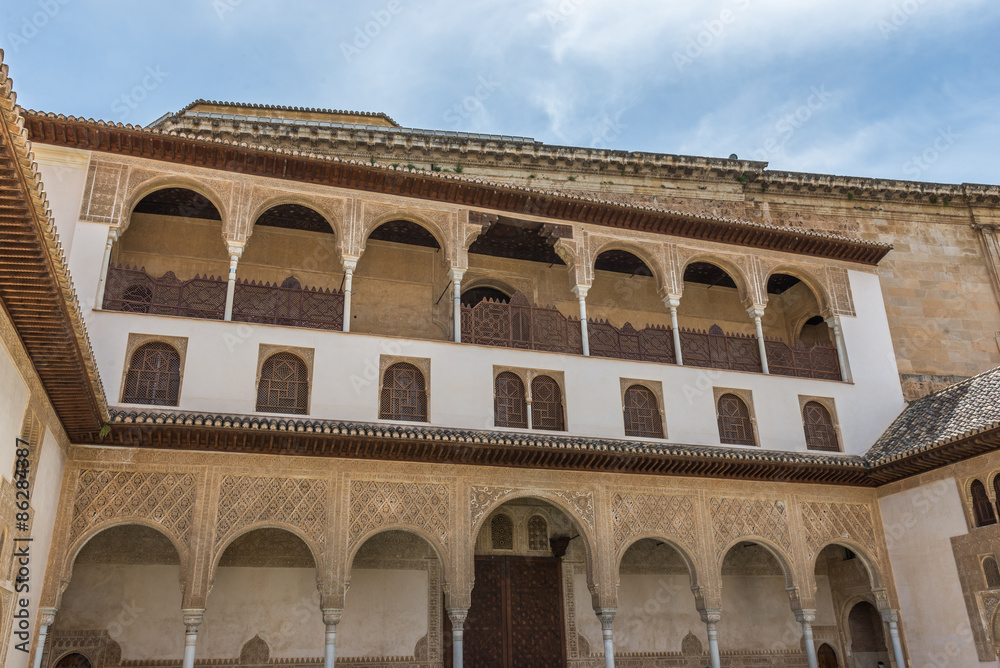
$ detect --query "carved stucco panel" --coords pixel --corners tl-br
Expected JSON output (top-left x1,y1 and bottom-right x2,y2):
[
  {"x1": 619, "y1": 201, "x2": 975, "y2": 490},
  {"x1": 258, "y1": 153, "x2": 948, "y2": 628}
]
[
  {"x1": 710, "y1": 497, "x2": 792, "y2": 556},
  {"x1": 348, "y1": 479, "x2": 451, "y2": 552},
  {"x1": 79, "y1": 160, "x2": 128, "y2": 226},
  {"x1": 610, "y1": 492, "x2": 697, "y2": 555},
  {"x1": 70, "y1": 469, "x2": 197, "y2": 548},
  {"x1": 215, "y1": 475, "x2": 328, "y2": 549},
  {"x1": 799, "y1": 501, "x2": 879, "y2": 562}
]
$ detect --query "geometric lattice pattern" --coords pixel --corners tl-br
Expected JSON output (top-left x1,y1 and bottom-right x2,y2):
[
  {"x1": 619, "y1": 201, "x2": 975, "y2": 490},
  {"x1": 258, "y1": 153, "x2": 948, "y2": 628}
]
[
  {"x1": 71, "y1": 470, "x2": 197, "y2": 546},
  {"x1": 611, "y1": 492, "x2": 696, "y2": 553},
  {"x1": 710, "y1": 497, "x2": 791, "y2": 554},
  {"x1": 215, "y1": 475, "x2": 327, "y2": 548},
  {"x1": 799, "y1": 501, "x2": 879, "y2": 560},
  {"x1": 348, "y1": 480, "x2": 450, "y2": 551}
]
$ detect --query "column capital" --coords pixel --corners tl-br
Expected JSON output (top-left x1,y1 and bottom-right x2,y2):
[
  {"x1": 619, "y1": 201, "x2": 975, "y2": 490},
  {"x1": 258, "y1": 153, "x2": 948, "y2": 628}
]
[
  {"x1": 449, "y1": 267, "x2": 467, "y2": 282},
  {"x1": 595, "y1": 607, "x2": 616, "y2": 630},
  {"x1": 793, "y1": 608, "x2": 817, "y2": 625},
  {"x1": 182, "y1": 608, "x2": 205, "y2": 632},
  {"x1": 880, "y1": 608, "x2": 900, "y2": 624},
  {"x1": 341, "y1": 254, "x2": 360, "y2": 272},
  {"x1": 106, "y1": 227, "x2": 120, "y2": 243},
  {"x1": 746, "y1": 304, "x2": 766, "y2": 319},
  {"x1": 662, "y1": 294, "x2": 681, "y2": 309},
  {"x1": 321, "y1": 608, "x2": 342, "y2": 626},
  {"x1": 226, "y1": 241, "x2": 245, "y2": 256},
  {"x1": 699, "y1": 608, "x2": 722, "y2": 626},
  {"x1": 572, "y1": 284, "x2": 590, "y2": 300},
  {"x1": 446, "y1": 607, "x2": 469, "y2": 627},
  {"x1": 39, "y1": 607, "x2": 58, "y2": 627}
]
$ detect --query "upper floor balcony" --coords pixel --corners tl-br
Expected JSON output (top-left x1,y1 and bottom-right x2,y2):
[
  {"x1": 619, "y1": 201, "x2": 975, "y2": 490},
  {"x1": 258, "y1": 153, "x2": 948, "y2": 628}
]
[{"x1": 96, "y1": 187, "x2": 848, "y2": 383}]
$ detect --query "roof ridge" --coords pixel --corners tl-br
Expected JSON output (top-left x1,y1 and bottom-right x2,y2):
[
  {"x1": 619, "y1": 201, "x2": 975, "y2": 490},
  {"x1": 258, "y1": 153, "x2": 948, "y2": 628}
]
[
  {"x1": 171, "y1": 99, "x2": 399, "y2": 126},
  {"x1": 21, "y1": 109, "x2": 892, "y2": 252}
]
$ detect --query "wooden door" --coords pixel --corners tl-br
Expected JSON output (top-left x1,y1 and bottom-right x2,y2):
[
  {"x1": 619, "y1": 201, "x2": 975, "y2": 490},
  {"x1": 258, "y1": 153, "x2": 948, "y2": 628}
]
[
  {"x1": 465, "y1": 555, "x2": 565, "y2": 668},
  {"x1": 817, "y1": 643, "x2": 840, "y2": 668}
]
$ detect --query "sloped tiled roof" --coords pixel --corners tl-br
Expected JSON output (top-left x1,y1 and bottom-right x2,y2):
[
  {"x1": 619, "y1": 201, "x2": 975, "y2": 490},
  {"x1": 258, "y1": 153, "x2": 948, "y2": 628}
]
[
  {"x1": 866, "y1": 366, "x2": 1000, "y2": 465},
  {"x1": 164, "y1": 99, "x2": 400, "y2": 127}
]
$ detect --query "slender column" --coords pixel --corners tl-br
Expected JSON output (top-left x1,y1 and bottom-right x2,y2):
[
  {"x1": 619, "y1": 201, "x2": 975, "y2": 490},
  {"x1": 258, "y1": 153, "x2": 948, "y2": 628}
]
[
  {"x1": 747, "y1": 305, "x2": 769, "y2": 374},
  {"x1": 342, "y1": 257, "x2": 358, "y2": 332},
  {"x1": 31, "y1": 607, "x2": 57, "y2": 668},
  {"x1": 663, "y1": 295, "x2": 683, "y2": 365},
  {"x1": 825, "y1": 315, "x2": 850, "y2": 381},
  {"x1": 795, "y1": 610, "x2": 819, "y2": 668},
  {"x1": 322, "y1": 608, "x2": 341, "y2": 668},
  {"x1": 881, "y1": 609, "x2": 907, "y2": 668},
  {"x1": 701, "y1": 609, "x2": 722, "y2": 668},
  {"x1": 595, "y1": 608, "x2": 616, "y2": 668},
  {"x1": 448, "y1": 608, "x2": 468, "y2": 668},
  {"x1": 94, "y1": 228, "x2": 118, "y2": 309},
  {"x1": 182, "y1": 608, "x2": 205, "y2": 668},
  {"x1": 450, "y1": 268, "x2": 466, "y2": 343},
  {"x1": 573, "y1": 284, "x2": 591, "y2": 356},
  {"x1": 223, "y1": 243, "x2": 244, "y2": 321}
]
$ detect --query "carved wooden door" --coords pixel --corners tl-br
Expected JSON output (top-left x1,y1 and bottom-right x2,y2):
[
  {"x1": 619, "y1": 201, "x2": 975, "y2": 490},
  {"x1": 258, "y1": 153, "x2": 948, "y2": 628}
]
[
  {"x1": 817, "y1": 643, "x2": 839, "y2": 668},
  {"x1": 465, "y1": 555, "x2": 565, "y2": 668}
]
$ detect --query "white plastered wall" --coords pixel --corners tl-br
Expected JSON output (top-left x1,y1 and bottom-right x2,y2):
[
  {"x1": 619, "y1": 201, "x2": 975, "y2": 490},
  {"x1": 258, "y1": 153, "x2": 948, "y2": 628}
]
[{"x1": 878, "y1": 478, "x2": 993, "y2": 667}]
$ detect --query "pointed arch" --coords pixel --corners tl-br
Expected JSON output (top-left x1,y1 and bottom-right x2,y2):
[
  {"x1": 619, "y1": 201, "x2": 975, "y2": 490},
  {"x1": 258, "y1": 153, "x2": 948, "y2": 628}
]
[
  {"x1": 247, "y1": 195, "x2": 343, "y2": 242},
  {"x1": 763, "y1": 264, "x2": 833, "y2": 315},
  {"x1": 362, "y1": 211, "x2": 449, "y2": 258},
  {"x1": 210, "y1": 522, "x2": 325, "y2": 585},
  {"x1": 812, "y1": 539, "x2": 886, "y2": 590},
  {"x1": 615, "y1": 533, "x2": 702, "y2": 591},
  {"x1": 122, "y1": 176, "x2": 229, "y2": 238},
  {"x1": 719, "y1": 536, "x2": 797, "y2": 590},
  {"x1": 345, "y1": 524, "x2": 449, "y2": 583},
  {"x1": 590, "y1": 240, "x2": 668, "y2": 294},
  {"x1": 679, "y1": 254, "x2": 753, "y2": 304}
]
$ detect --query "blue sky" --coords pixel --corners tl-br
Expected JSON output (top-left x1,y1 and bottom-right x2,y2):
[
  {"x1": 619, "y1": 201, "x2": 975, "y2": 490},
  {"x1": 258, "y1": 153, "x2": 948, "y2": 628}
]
[{"x1": 3, "y1": 0, "x2": 998, "y2": 184}]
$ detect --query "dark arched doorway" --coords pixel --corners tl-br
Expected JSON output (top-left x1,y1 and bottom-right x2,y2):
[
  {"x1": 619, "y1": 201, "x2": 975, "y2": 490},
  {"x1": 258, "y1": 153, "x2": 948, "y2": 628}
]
[
  {"x1": 817, "y1": 642, "x2": 839, "y2": 668},
  {"x1": 55, "y1": 653, "x2": 92, "y2": 668},
  {"x1": 848, "y1": 601, "x2": 891, "y2": 666}
]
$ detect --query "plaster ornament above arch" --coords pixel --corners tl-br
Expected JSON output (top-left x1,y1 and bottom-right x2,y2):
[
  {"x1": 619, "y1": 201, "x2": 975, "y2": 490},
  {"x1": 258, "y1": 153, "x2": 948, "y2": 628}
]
[
  {"x1": 347, "y1": 479, "x2": 451, "y2": 554},
  {"x1": 610, "y1": 492, "x2": 697, "y2": 555},
  {"x1": 799, "y1": 501, "x2": 882, "y2": 567},
  {"x1": 710, "y1": 497, "x2": 793, "y2": 556},
  {"x1": 214, "y1": 475, "x2": 328, "y2": 553},
  {"x1": 242, "y1": 186, "x2": 348, "y2": 243}
]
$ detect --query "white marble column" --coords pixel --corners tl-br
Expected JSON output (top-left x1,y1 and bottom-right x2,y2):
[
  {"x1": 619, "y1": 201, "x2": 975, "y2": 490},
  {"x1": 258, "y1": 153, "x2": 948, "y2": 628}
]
[
  {"x1": 322, "y1": 608, "x2": 341, "y2": 668},
  {"x1": 795, "y1": 610, "x2": 819, "y2": 668},
  {"x1": 448, "y1": 608, "x2": 468, "y2": 668},
  {"x1": 701, "y1": 609, "x2": 722, "y2": 668},
  {"x1": 450, "y1": 268, "x2": 466, "y2": 343},
  {"x1": 182, "y1": 608, "x2": 204, "y2": 668},
  {"x1": 881, "y1": 609, "x2": 907, "y2": 668},
  {"x1": 747, "y1": 305, "x2": 769, "y2": 374},
  {"x1": 94, "y1": 228, "x2": 118, "y2": 309},
  {"x1": 663, "y1": 295, "x2": 683, "y2": 365},
  {"x1": 596, "y1": 608, "x2": 616, "y2": 668},
  {"x1": 341, "y1": 256, "x2": 358, "y2": 332},
  {"x1": 573, "y1": 284, "x2": 591, "y2": 356},
  {"x1": 31, "y1": 607, "x2": 57, "y2": 668},
  {"x1": 825, "y1": 315, "x2": 850, "y2": 381},
  {"x1": 223, "y1": 243, "x2": 244, "y2": 321}
]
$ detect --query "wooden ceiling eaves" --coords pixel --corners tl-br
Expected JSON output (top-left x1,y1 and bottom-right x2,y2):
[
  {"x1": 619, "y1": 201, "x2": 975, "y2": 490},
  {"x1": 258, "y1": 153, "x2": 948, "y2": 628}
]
[{"x1": 25, "y1": 115, "x2": 890, "y2": 266}]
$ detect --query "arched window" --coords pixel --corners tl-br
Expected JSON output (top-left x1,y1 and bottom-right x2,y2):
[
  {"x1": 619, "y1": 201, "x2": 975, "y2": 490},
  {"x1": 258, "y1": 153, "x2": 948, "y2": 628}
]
[
  {"x1": 717, "y1": 394, "x2": 755, "y2": 446},
  {"x1": 256, "y1": 353, "x2": 309, "y2": 415},
  {"x1": 623, "y1": 385, "x2": 664, "y2": 438},
  {"x1": 983, "y1": 557, "x2": 1000, "y2": 589},
  {"x1": 971, "y1": 480, "x2": 997, "y2": 527},
  {"x1": 122, "y1": 342, "x2": 181, "y2": 406},
  {"x1": 491, "y1": 514, "x2": 513, "y2": 550},
  {"x1": 528, "y1": 515, "x2": 549, "y2": 551},
  {"x1": 494, "y1": 372, "x2": 527, "y2": 428},
  {"x1": 531, "y1": 376, "x2": 565, "y2": 431},
  {"x1": 380, "y1": 363, "x2": 428, "y2": 422},
  {"x1": 802, "y1": 401, "x2": 839, "y2": 452}
]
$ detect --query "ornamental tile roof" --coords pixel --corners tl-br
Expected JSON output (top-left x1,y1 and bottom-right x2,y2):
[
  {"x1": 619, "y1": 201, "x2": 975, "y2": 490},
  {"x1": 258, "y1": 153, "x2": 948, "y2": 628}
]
[{"x1": 866, "y1": 365, "x2": 1000, "y2": 466}]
